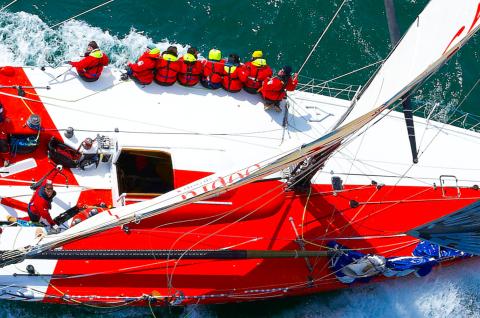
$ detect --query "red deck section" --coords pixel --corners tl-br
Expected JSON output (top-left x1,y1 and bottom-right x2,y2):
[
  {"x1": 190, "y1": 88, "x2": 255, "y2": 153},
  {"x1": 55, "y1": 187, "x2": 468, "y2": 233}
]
[{"x1": 44, "y1": 183, "x2": 480, "y2": 305}]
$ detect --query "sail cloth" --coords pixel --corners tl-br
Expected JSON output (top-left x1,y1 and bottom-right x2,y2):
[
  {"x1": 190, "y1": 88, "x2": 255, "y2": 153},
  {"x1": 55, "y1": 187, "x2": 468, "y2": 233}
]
[
  {"x1": 408, "y1": 200, "x2": 480, "y2": 255},
  {"x1": 338, "y1": 0, "x2": 480, "y2": 126}
]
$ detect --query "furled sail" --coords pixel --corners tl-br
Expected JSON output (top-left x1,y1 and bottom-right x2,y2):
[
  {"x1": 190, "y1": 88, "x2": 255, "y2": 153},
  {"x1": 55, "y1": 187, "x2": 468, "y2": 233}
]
[
  {"x1": 337, "y1": 0, "x2": 480, "y2": 126},
  {"x1": 408, "y1": 201, "x2": 480, "y2": 255}
]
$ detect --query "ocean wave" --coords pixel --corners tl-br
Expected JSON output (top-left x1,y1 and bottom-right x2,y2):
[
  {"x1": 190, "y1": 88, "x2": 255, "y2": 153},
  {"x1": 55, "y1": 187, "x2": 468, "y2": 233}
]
[{"x1": 0, "y1": 11, "x2": 189, "y2": 69}]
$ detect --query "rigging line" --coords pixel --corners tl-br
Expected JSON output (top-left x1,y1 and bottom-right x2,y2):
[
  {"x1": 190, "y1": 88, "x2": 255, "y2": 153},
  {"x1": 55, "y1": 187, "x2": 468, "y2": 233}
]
[
  {"x1": 416, "y1": 100, "x2": 441, "y2": 152},
  {"x1": 304, "y1": 59, "x2": 385, "y2": 88},
  {"x1": 322, "y1": 187, "x2": 432, "y2": 238},
  {"x1": 164, "y1": 184, "x2": 291, "y2": 291},
  {"x1": 45, "y1": 126, "x2": 285, "y2": 141},
  {"x1": 418, "y1": 76, "x2": 480, "y2": 159},
  {"x1": 297, "y1": 0, "x2": 348, "y2": 76},
  {"x1": 1, "y1": 91, "x2": 282, "y2": 150},
  {"x1": 49, "y1": 0, "x2": 115, "y2": 29},
  {"x1": 0, "y1": 0, "x2": 17, "y2": 12},
  {"x1": 163, "y1": 146, "x2": 345, "y2": 289}
]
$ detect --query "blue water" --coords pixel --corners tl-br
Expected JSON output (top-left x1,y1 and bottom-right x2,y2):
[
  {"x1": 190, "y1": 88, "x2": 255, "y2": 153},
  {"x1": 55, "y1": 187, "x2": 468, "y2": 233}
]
[{"x1": 0, "y1": 1, "x2": 480, "y2": 317}]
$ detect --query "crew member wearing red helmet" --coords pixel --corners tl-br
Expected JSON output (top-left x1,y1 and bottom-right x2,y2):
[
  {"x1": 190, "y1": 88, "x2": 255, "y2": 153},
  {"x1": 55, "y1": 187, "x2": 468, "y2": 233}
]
[
  {"x1": 261, "y1": 65, "x2": 298, "y2": 112},
  {"x1": 126, "y1": 44, "x2": 160, "y2": 85},
  {"x1": 241, "y1": 50, "x2": 273, "y2": 94},
  {"x1": 69, "y1": 41, "x2": 110, "y2": 82},
  {"x1": 177, "y1": 47, "x2": 203, "y2": 86}
]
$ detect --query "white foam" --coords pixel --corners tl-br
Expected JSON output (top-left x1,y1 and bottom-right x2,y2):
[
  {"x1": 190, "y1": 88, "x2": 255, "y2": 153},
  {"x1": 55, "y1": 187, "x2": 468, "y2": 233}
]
[{"x1": 0, "y1": 11, "x2": 188, "y2": 69}]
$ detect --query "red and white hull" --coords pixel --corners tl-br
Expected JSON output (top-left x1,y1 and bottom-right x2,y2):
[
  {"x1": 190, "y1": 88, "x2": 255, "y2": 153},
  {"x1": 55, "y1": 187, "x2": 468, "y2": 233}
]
[{"x1": 0, "y1": 63, "x2": 477, "y2": 306}]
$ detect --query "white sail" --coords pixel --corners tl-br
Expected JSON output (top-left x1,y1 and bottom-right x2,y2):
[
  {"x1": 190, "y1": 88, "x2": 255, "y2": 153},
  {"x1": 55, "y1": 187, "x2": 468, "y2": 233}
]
[{"x1": 339, "y1": 0, "x2": 480, "y2": 125}]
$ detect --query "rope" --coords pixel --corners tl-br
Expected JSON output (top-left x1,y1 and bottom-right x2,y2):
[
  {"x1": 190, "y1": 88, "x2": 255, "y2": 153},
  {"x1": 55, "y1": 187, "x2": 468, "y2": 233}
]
[
  {"x1": 297, "y1": 0, "x2": 348, "y2": 76},
  {"x1": 50, "y1": 0, "x2": 115, "y2": 29},
  {"x1": 0, "y1": 0, "x2": 17, "y2": 12},
  {"x1": 304, "y1": 59, "x2": 384, "y2": 87},
  {"x1": 418, "y1": 75, "x2": 480, "y2": 159}
]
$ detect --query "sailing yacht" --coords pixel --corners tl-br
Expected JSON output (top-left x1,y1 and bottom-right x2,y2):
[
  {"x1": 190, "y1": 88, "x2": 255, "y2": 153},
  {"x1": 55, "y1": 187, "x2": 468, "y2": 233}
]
[{"x1": 0, "y1": 0, "x2": 478, "y2": 306}]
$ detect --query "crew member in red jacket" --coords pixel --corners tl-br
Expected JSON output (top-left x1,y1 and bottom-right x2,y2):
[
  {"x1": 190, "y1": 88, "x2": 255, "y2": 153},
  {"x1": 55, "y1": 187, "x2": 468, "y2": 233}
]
[
  {"x1": 177, "y1": 47, "x2": 203, "y2": 86},
  {"x1": 154, "y1": 46, "x2": 181, "y2": 86},
  {"x1": 241, "y1": 50, "x2": 273, "y2": 94},
  {"x1": 261, "y1": 65, "x2": 298, "y2": 112},
  {"x1": 28, "y1": 171, "x2": 60, "y2": 226},
  {"x1": 69, "y1": 41, "x2": 109, "y2": 82},
  {"x1": 222, "y1": 54, "x2": 244, "y2": 93},
  {"x1": 126, "y1": 44, "x2": 160, "y2": 85},
  {"x1": 201, "y1": 48, "x2": 224, "y2": 89}
]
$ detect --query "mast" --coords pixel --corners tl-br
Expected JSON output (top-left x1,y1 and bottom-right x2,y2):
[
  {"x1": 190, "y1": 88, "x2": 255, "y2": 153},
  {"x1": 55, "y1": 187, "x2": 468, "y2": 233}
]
[{"x1": 384, "y1": 0, "x2": 419, "y2": 163}]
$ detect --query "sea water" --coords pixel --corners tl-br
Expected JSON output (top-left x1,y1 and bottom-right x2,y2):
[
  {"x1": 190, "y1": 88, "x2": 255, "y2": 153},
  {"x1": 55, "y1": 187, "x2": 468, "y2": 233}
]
[{"x1": 0, "y1": 0, "x2": 479, "y2": 317}]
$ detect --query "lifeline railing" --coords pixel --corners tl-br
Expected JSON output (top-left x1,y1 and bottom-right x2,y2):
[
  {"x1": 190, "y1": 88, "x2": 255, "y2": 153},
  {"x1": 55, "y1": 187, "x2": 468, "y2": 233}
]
[
  {"x1": 412, "y1": 100, "x2": 480, "y2": 132},
  {"x1": 296, "y1": 75, "x2": 362, "y2": 102}
]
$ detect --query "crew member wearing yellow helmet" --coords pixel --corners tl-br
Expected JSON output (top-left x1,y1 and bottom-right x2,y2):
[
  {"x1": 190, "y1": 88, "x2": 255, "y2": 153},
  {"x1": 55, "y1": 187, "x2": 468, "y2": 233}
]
[
  {"x1": 240, "y1": 50, "x2": 273, "y2": 94},
  {"x1": 201, "y1": 48, "x2": 225, "y2": 89},
  {"x1": 177, "y1": 47, "x2": 203, "y2": 86},
  {"x1": 126, "y1": 44, "x2": 160, "y2": 85}
]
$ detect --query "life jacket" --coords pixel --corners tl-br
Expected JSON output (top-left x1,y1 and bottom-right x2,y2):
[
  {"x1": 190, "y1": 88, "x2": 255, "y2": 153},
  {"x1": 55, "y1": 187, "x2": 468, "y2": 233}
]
[
  {"x1": 71, "y1": 49, "x2": 109, "y2": 81},
  {"x1": 177, "y1": 54, "x2": 203, "y2": 86},
  {"x1": 28, "y1": 185, "x2": 57, "y2": 225},
  {"x1": 154, "y1": 53, "x2": 180, "y2": 86},
  {"x1": 201, "y1": 59, "x2": 225, "y2": 85},
  {"x1": 222, "y1": 64, "x2": 244, "y2": 92},
  {"x1": 242, "y1": 60, "x2": 273, "y2": 93},
  {"x1": 261, "y1": 76, "x2": 298, "y2": 101},
  {"x1": 128, "y1": 51, "x2": 158, "y2": 85}
]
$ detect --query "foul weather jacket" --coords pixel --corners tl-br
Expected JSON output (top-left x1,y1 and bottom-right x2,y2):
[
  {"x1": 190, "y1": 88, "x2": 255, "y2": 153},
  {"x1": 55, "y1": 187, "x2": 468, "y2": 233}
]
[
  {"x1": 201, "y1": 59, "x2": 225, "y2": 86},
  {"x1": 261, "y1": 76, "x2": 298, "y2": 101},
  {"x1": 70, "y1": 49, "x2": 109, "y2": 81},
  {"x1": 178, "y1": 57, "x2": 203, "y2": 86},
  {"x1": 241, "y1": 61, "x2": 273, "y2": 93},
  {"x1": 154, "y1": 53, "x2": 180, "y2": 86},
  {"x1": 128, "y1": 51, "x2": 158, "y2": 85},
  {"x1": 222, "y1": 64, "x2": 244, "y2": 92}
]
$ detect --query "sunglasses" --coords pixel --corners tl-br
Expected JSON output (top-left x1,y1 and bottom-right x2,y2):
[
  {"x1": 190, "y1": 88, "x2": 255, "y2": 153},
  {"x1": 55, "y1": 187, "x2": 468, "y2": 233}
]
[{"x1": 45, "y1": 187, "x2": 53, "y2": 191}]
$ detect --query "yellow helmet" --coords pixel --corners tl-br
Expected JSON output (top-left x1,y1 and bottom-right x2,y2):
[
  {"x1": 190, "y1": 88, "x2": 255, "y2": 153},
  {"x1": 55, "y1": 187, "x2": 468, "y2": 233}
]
[
  {"x1": 252, "y1": 58, "x2": 266, "y2": 67},
  {"x1": 183, "y1": 53, "x2": 197, "y2": 62},
  {"x1": 149, "y1": 48, "x2": 160, "y2": 56},
  {"x1": 208, "y1": 49, "x2": 222, "y2": 61},
  {"x1": 252, "y1": 50, "x2": 263, "y2": 58}
]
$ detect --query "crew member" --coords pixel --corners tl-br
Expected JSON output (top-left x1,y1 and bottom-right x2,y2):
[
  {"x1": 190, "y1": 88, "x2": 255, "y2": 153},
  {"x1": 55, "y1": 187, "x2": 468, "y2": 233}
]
[
  {"x1": 126, "y1": 44, "x2": 160, "y2": 85},
  {"x1": 261, "y1": 65, "x2": 298, "y2": 112},
  {"x1": 69, "y1": 41, "x2": 109, "y2": 82},
  {"x1": 241, "y1": 50, "x2": 272, "y2": 94},
  {"x1": 222, "y1": 54, "x2": 244, "y2": 93},
  {"x1": 201, "y1": 48, "x2": 224, "y2": 89},
  {"x1": 154, "y1": 46, "x2": 181, "y2": 86},
  {"x1": 28, "y1": 172, "x2": 59, "y2": 226},
  {"x1": 177, "y1": 47, "x2": 203, "y2": 86}
]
